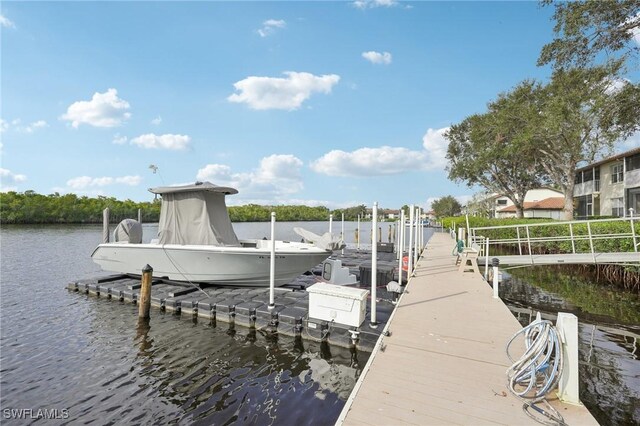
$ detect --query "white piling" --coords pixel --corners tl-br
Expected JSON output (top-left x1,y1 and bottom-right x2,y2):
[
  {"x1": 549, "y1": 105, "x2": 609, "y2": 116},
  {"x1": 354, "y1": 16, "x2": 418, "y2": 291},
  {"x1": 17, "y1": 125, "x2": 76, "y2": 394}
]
[
  {"x1": 492, "y1": 258, "x2": 500, "y2": 299},
  {"x1": 413, "y1": 206, "x2": 419, "y2": 267},
  {"x1": 370, "y1": 202, "x2": 378, "y2": 328},
  {"x1": 556, "y1": 313, "x2": 581, "y2": 405},
  {"x1": 269, "y1": 212, "x2": 276, "y2": 309},
  {"x1": 329, "y1": 214, "x2": 333, "y2": 234},
  {"x1": 398, "y1": 209, "x2": 404, "y2": 285},
  {"x1": 138, "y1": 208, "x2": 142, "y2": 224},
  {"x1": 484, "y1": 238, "x2": 490, "y2": 281},
  {"x1": 102, "y1": 208, "x2": 110, "y2": 243},
  {"x1": 341, "y1": 212, "x2": 345, "y2": 255},
  {"x1": 408, "y1": 204, "x2": 414, "y2": 275},
  {"x1": 357, "y1": 214, "x2": 361, "y2": 250}
]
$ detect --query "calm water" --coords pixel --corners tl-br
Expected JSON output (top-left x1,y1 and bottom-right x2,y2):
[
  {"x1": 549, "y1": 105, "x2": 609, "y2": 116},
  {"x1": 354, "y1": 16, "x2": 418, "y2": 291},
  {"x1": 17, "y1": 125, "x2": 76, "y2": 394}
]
[
  {"x1": 499, "y1": 268, "x2": 640, "y2": 426},
  {"x1": 2, "y1": 223, "x2": 638, "y2": 424},
  {"x1": 0, "y1": 223, "x2": 377, "y2": 425}
]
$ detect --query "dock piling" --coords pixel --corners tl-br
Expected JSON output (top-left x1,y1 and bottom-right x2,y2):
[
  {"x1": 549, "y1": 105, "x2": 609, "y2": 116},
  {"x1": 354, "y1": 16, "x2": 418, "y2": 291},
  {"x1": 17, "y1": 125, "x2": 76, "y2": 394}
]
[
  {"x1": 269, "y1": 212, "x2": 276, "y2": 309},
  {"x1": 370, "y1": 202, "x2": 378, "y2": 328},
  {"x1": 492, "y1": 258, "x2": 500, "y2": 299},
  {"x1": 102, "y1": 208, "x2": 110, "y2": 243},
  {"x1": 138, "y1": 264, "x2": 153, "y2": 318}
]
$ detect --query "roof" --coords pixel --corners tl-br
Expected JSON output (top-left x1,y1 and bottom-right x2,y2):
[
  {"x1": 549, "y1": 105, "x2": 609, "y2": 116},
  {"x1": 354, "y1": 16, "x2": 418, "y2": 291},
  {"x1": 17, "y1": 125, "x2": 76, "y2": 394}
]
[
  {"x1": 575, "y1": 147, "x2": 640, "y2": 172},
  {"x1": 149, "y1": 181, "x2": 238, "y2": 195},
  {"x1": 498, "y1": 197, "x2": 565, "y2": 213}
]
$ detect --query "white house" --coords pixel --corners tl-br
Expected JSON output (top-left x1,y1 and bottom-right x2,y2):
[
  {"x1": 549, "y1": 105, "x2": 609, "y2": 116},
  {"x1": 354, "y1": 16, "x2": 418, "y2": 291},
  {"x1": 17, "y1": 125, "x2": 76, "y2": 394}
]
[{"x1": 492, "y1": 188, "x2": 564, "y2": 218}]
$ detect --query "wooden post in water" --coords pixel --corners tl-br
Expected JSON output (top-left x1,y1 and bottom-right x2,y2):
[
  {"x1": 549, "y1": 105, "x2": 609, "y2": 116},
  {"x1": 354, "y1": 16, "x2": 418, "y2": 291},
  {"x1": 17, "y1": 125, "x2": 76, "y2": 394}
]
[
  {"x1": 102, "y1": 208, "x2": 110, "y2": 243},
  {"x1": 370, "y1": 202, "x2": 378, "y2": 328},
  {"x1": 138, "y1": 208, "x2": 142, "y2": 223},
  {"x1": 138, "y1": 264, "x2": 153, "y2": 318}
]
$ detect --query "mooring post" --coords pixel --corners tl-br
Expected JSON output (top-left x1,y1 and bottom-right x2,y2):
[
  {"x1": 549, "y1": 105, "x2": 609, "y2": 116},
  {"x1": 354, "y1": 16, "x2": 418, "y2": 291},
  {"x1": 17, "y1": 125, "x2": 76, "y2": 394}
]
[
  {"x1": 138, "y1": 208, "x2": 142, "y2": 224},
  {"x1": 370, "y1": 202, "x2": 378, "y2": 328},
  {"x1": 356, "y1": 214, "x2": 361, "y2": 250},
  {"x1": 413, "y1": 206, "x2": 419, "y2": 267},
  {"x1": 484, "y1": 238, "x2": 490, "y2": 281},
  {"x1": 102, "y1": 207, "x2": 110, "y2": 243},
  {"x1": 556, "y1": 312, "x2": 581, "y2": 405},
  {"x1": 492, "y1": 258, "x2": 500, "y2": 299},
  {"x1": 408, "y1": 204, "x2": 414, "y2": 275},
  {"x1": 329, "y1": 214, "x2": 333, "y2": 234},
  {"x1": 269, "y1": 212, "x2": 276, "y2": 309},
  {"x1": 138, "y1": 264, "x2": 153, "y2": 318},
  {"x1": 341, "y1": 212, "x2": 345, "y2": 255},
  {"x1": 397, "y1": 210, "x2": 404, "y2": 286}
]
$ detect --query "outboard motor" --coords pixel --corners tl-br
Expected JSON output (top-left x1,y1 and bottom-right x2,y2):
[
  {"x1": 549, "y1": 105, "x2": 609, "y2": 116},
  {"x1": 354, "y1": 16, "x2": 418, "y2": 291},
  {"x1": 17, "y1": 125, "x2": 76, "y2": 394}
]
[{"x1": 113, "y1": 219, "x2": 143, "y2": 243}]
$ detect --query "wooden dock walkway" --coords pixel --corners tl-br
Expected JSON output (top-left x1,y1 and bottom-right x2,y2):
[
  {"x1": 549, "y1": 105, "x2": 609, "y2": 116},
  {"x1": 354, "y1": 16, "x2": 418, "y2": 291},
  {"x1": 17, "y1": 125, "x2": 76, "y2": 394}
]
[{"x1": 338, "y1": 232, "x2": 598, "y2": 425}]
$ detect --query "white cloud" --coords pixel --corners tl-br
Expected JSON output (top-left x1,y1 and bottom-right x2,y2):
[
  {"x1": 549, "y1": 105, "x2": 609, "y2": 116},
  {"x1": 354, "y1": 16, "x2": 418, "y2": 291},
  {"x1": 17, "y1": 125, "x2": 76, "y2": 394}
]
[
  {"x1": 130, "y1": 133, "x2": 190, "y2": 150},
  {"x1": 0, "y1": 14, "x2": 15, "y2": 29},
  {"x1": 352, "y1": 0, "x2": 398, "y2": 10},
  {"x1": 310, "y1": 127, "x2": 450, "y2": 178},
  {"x1": 362, "y1": 51, "x2": 392, "y2": 64},
  {"x1": 421, "y1": 127, "x2": 450, "y2": 170},
  {"x1": 112, "y1": 134, "x2": 128, "y2": 145},
  {"x1": 0, "y1": 168, "x2": 27, "y2": 191},
  {"x1": 228, "y1": 71, "x2": 340, "y2": 110},
  {"x1": 196, "y1": 154, "x2": 304, "y2": 198},
  {"x1": 151, "y1": 116, "x2": 162, "y2": 125},
  {"x1": 18, "y1": 120, "x2": 48, "y2": 133},
  {"x1": 311, "y1": 146, "x2": 429, "y2": 177},
  {"x1": 66, "y1": 175, "x2": 142, "y2": 190},
  {"x1": 1, "y1": 118, "x2": 48, "y2": 133},
  {"x1": 257, "y1": 19, "x2": 286, "y2": 37},
  {"x1": 61, "y1": 88, "x2": 131, "y2": 128}
]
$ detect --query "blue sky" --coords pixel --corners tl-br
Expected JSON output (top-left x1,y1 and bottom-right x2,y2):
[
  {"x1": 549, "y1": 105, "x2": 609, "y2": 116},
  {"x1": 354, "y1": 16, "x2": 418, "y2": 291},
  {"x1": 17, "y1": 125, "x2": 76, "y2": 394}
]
[{"x1": 1, "y1": 1, "x2": 638, "y2": 210}]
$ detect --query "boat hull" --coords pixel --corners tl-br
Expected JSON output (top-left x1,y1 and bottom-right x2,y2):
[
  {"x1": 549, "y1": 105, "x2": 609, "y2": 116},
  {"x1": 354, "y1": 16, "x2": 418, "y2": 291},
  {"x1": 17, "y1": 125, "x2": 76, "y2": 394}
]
[{"x1": 91, "y1": 240, "x2": 331, "y2": 287}]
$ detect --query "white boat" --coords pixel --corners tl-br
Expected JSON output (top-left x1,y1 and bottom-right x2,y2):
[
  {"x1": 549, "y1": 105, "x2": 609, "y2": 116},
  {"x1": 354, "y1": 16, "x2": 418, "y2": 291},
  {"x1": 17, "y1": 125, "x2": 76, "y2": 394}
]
[{"x1": 91, "y1": 182, "x2": 339, "y2": 286}]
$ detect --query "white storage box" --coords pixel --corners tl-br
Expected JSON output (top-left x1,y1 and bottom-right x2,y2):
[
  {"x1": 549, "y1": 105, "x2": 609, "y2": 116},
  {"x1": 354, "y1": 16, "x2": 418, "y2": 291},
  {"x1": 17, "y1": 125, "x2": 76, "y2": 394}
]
[{"x1": 307, "y1": 283, "x2": 369, "y2": 327}]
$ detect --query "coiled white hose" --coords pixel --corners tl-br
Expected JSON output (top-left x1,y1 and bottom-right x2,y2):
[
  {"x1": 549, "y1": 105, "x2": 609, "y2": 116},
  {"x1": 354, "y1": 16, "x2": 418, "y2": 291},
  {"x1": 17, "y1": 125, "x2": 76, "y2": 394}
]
[{"x1": 506, "y1": 317, "x2": 567, "y2": 426}]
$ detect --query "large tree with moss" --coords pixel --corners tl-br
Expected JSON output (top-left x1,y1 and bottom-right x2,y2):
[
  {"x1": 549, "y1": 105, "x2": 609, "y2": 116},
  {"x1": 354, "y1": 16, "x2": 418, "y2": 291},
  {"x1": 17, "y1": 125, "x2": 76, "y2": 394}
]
[
  {"x1": 445, "y1": 81, "x2": 549, "y2": 218},
  {"x1": 538, "y1": 0, "x2": 640, "y2": 70},
  {"x1": 534, "y1": 64, "x2": 640, "y2": 219}
]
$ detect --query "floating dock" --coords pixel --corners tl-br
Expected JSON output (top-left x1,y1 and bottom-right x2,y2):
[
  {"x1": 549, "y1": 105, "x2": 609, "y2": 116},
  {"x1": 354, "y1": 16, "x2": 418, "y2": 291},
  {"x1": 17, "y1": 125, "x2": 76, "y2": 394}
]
[
  {"x1": 67, "y1": 249, "x2": 401, "y2": 352},
  {"x1": 338, "y1": 232, "x2": 599, "y2": 425}
]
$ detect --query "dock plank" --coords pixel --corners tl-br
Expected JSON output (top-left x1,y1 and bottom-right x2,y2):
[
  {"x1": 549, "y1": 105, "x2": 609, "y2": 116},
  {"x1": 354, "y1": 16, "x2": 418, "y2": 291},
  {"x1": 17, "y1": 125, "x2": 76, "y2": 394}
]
[{"x1": 339, "y1": 232, "x2": 598, "y2": 425}]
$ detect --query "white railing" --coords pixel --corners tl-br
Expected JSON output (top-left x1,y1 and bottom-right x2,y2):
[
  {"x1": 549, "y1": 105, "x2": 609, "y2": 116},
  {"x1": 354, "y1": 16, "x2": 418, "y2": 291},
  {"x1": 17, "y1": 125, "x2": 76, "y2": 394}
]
[{"x1": 469, "y1": 216, "x2": 640, "y2": 260}]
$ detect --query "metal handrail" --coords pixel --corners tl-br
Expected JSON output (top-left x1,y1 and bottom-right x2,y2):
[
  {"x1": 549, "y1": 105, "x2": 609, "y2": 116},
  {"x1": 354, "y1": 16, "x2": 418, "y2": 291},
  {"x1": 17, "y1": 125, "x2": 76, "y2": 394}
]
[{"x1": 469, "y1": 216, "x2": 639, "y2": 257}]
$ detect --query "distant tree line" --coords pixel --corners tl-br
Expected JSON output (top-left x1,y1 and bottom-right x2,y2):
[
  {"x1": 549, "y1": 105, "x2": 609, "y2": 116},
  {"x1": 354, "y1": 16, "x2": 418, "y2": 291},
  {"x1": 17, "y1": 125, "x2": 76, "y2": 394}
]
[
  {"x1": 0, "y1": 191, "x2": 161, "y2": 224},
  {"x1": 0, "y1": 192, "x2": 387, "y2": 224}
]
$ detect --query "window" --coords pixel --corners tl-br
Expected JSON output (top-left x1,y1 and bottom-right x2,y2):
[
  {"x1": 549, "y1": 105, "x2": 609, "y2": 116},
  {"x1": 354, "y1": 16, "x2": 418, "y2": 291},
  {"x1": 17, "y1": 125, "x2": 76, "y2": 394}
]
[
  {"x1": 626, "y1": 153, "x2": 640, "y2": 172},
  {"x1": 497, "y1": 199, "x2": 508, "y2": 206},
  {"x1": 575, "y1": 171, "x2": 583, "y2": 184},
  {"x1": 611, "y1": 163, "x2": 624, "y2": 184},
  {"x1": 612, "y1": 197, "x2": 624, "y2": 217},
  {"x1": 583, "y1": 168, "x2": 594, "y2": 182}
]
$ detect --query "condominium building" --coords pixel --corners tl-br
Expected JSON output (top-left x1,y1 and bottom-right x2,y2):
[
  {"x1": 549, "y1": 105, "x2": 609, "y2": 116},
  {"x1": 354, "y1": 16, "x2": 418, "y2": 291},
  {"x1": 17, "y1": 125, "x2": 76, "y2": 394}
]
[{"x1": 573, "y1": 147, "x2": 640, "y2": 218}]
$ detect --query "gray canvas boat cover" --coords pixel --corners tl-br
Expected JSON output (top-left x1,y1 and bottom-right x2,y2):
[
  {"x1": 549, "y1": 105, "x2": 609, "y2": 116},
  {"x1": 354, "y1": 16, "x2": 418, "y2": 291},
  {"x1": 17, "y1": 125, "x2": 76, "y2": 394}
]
[{"x1": 150, "y1": 182, "x2": 240, "y2": 246}]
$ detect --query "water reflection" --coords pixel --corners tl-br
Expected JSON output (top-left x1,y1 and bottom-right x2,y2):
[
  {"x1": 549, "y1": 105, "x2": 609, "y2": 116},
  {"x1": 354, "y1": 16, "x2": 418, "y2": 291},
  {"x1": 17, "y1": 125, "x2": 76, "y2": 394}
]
[
  {"x1": 0, "y1": 224, "x2": 369, "y2": 425},
  {"x1": 499, "y1": 268, "x2": 640, "y2": 425}
]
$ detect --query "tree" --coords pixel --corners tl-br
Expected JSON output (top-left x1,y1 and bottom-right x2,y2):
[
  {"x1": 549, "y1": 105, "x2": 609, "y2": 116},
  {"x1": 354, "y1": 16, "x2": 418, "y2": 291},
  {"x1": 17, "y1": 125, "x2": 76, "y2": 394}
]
[
  {"x1": 534, "y1": 65, "x2": 640, "y2": 219},
  {"x1": 466, "y1": 190, "x2": 498, "y2": 218},
  {"x1": 445, "y1": 81, "x2": 549, "y2": 218},
  {"x1": 538, "y1": 0, "x2": 640, "y2": 70},
  {"x1": 431, "y1": 196, "x2": 462, "y2": 218}
]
